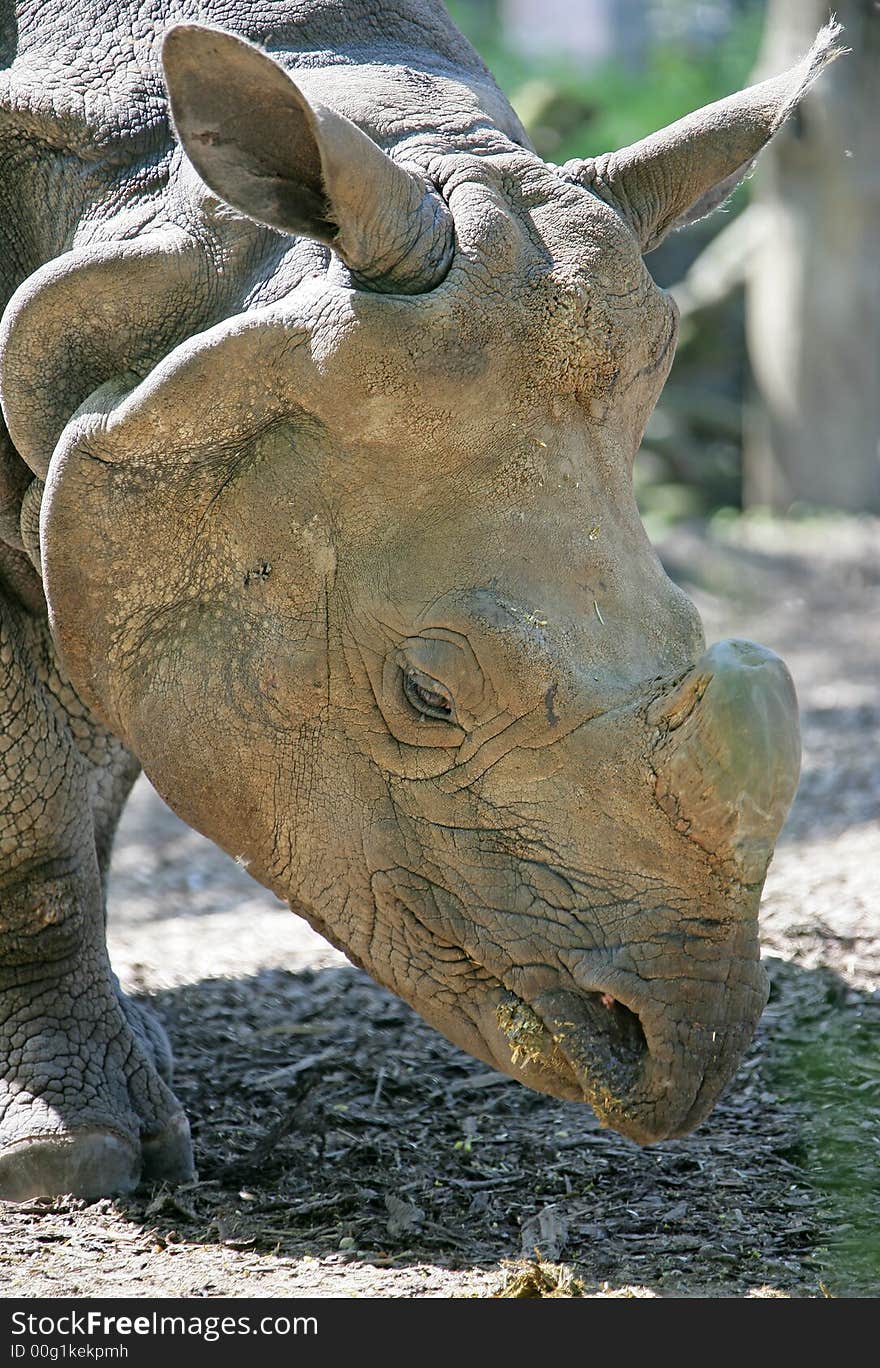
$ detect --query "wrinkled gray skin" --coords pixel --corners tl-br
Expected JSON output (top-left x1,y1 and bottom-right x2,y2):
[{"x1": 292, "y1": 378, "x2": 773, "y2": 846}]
[{"x1": 0, "y1": 0, "x2": 835, "y2": 1200}]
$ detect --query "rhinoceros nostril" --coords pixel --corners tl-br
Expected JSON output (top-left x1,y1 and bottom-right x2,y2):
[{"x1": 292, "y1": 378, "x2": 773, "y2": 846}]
[
  {"x1": 589, "y1": 992, "x2": 647, "y2": 1061},
  {"x1": 538, "y1": 985, "x2": 649, "y2": 1089}
]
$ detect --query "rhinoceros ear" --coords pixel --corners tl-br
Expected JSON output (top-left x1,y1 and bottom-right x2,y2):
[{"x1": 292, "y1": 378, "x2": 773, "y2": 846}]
[
  {"x1": 161, "y1": 24, "x2": 454, "y2": 293},
  {"x1": 562, "y1": 23, "x2": 844, "y2": 253}
]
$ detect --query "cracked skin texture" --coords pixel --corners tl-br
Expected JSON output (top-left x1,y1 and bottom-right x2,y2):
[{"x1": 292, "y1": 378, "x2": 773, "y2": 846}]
[{"x1": 0, "y1": 1, "x2": 825, "y2": 1198}]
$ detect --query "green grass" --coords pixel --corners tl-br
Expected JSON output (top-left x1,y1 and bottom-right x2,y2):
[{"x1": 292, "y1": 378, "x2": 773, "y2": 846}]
[{"x1": 763, "y1": 971, "x2": 880, "y2": 1296}]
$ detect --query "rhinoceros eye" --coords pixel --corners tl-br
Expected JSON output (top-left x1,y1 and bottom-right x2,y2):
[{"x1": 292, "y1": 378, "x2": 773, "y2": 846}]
[{"x1": 403, "y1": 667, "x2": 456, "y2": 722}]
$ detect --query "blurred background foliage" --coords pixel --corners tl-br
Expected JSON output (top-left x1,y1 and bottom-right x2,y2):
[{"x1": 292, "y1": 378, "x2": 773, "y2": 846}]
[
  {"x1": 448, "y1": 0, "x2": 765, "y2": 163},
  {"x1": 446, "y1": 0, "x2": 880, "y2": 528}
]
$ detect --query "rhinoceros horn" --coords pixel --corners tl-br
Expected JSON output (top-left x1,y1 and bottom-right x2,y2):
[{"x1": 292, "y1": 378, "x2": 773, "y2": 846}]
[
  {"x1": 561, "y1": 21, "x2": 844, "y2": 253},
  {"x1": 161, "y1": 24, "x2": 455, "y2": 295}
]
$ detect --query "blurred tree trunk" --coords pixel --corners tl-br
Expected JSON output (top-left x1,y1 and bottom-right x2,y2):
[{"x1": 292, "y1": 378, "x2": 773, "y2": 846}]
[{"x1": 744, "y1": 0, "x2": 880, "y2": 512}]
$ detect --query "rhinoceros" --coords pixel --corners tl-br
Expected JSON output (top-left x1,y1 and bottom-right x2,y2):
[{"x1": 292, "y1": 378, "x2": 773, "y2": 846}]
[{"x1": 0, "y1": 0, "x2": 837, "y2": 1201}]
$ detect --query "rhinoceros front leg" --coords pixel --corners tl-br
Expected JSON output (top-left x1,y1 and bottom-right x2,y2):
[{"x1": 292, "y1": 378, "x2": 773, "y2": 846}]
[{"x1": 0, "y1": 595, "x2": 193, "y2": 1200}]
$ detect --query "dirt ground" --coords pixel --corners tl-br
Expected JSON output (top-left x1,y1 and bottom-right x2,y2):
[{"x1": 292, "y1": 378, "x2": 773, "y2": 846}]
[{"x1": 1, "y1": 512, "x2": 877, "y2": 1300}]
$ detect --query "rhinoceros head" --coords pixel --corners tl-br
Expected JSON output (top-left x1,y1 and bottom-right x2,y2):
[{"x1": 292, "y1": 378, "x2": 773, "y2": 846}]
[{"x1": 16, "y1": 23, "x2": 839, "y2": 1140}]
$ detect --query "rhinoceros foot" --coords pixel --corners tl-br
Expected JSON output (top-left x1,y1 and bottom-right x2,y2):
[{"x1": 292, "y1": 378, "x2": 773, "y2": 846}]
[
  {"x1": 0, "y1": 1131, "x2": 141, "y2": 1203},
  {"x1": 0, "y1": 983, "x2": 193, "y2": 1203}
]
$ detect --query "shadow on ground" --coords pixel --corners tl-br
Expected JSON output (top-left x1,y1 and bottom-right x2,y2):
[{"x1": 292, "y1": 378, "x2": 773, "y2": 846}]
[{"x1": 94, "y1": 953, "x2": 879, "y2": 1298}]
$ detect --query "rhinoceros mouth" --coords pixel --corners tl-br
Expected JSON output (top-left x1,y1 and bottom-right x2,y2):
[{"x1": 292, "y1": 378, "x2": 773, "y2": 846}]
[
  {"x1": 368, "y1": 879, "x2": 758, "y2": 1142},
  {"x1": 486, "y1": 984, "x2": 657, "y2": 1136},
  {"x1": 484, "y1": 972, "x2": 760, "y2": 1144}
]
